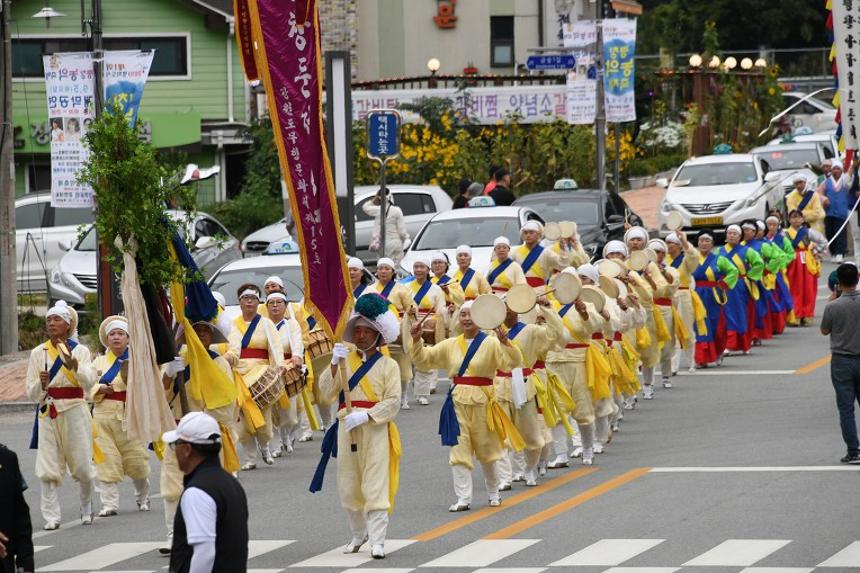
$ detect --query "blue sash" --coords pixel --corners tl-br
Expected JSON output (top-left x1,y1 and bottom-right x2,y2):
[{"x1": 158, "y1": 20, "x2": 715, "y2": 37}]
[
  {"x1": 797, "y1": 190, "x2": 814, "y2": 211},
  {"x1": 459, "y1": 268, "x2": 476, "y2": 291},
  {"x1": 413, "y1": 280, "x2": 433, "y2": 306},
  {"x1": 521, "y1": 244, "x2": 544, "y2": 275},
  {"x1": 307, "y1": 315, "x2": 317, "y2": 330},
  {"x1": 670, "y1": 254, "x2": 684, "y2": 269},
  {"x1": 31, "y1": 339, "x2": 79, "y2": 449},
  {"x1": 353, "y1": 283, "x2": 367, "y2": 299},
  {"x1": 507, "y1": 322, "x2": 526, "y2": 340},
  {"x1": 241, "y1": 315, "x2": 261, "y2": 349},
  {"x1": 791, "y1": 226, "x2": 810, "y2": 249},
  {"x1": 559, "y1": 303, "x2": 574, "y2": 317},
  {"x1": 310, "y1": 352, "x2": 383, "y2": 493},
  {"x1": 379, "y1": 281, "x2": 396, "y2": 299},
  {"x1": 435, "y1": 274, "x2": 452, "y2": 286},
  {"x1": 275, "y1": 319, "x2": 286, "y2": 331},
  {"x1": 99, "y1": 348, "x2": 129, "y2": 385},
  {"x1": 440, "y1": 332, "x2": 487, "y2": 446},
  {"x1": 487, "y1": 259, "x2": 513, "y2": 285}
]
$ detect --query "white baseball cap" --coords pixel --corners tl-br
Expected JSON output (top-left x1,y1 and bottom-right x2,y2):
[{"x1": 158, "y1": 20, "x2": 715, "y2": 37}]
[{"x1": 162, "y1": 411, "x2": 221, "y2": 445}]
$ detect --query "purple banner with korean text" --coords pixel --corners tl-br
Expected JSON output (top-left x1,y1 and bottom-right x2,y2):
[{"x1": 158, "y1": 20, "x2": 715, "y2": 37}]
[
  {"x1": 247, "y1": 0, "x2": 352, "y2": 338},
  {"x1": 832, "y1": 0, "x2": 860, "y2": 149}
]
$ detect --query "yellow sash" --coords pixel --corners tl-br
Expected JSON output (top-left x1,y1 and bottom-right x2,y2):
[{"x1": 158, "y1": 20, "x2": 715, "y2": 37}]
[
  {"x1": 671, "y1": 306, "x2": 691, "y2": 349},
  {"x1": 348, "y1": 353, "x2": 401, "y2": 513},
  {"x1": 535, "y1": 371, "x2": 576, "y2": 435},
  {"x1": 234, "y1": 369, "x2": 265, "y2": 431},
  {"x1": 299, "y1": 386, "x2": 321, "y2": 431},
  {"x1": 651, "y1": 307, "x2": 671, "y2": 347},
  {"x1": 635, "y1": 325, "x2": 651, "y2": 349},
  {"x1": 619, "y1": 339, "x2": 642, "y2": 394},
  {"x1": 219, "y1": 422, "x2": 241, "y2": 473},
  {"x1": 690, "y1": 291, "x2": 708, "y2": 336}
]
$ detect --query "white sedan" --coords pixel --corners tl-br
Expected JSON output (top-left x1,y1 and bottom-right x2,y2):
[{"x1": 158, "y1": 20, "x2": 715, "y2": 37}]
[
  {"x1": 657, "y1": 153, "x2": 788, "y2": 238},
  {"x1": 399, "y1": 206, "x2": 545, "y2": 276}
]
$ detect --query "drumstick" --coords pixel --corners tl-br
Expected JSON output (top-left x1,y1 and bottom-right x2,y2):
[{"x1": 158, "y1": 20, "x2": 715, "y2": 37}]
[
  {"x1": 336, "y1": 357, "x2": 358, "y2": 453},
  {"x1": 416, "y1": 311, "x2": 435, "y2": 328}
]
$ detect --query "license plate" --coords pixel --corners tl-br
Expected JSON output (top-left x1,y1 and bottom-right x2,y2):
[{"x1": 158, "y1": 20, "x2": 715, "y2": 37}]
[{"x1": 691, "y1": 216, "x2": 723, "y2": 226}]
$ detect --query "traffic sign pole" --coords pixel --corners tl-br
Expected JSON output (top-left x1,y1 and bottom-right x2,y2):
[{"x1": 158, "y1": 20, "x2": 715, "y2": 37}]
[{"x1": 366, "y1": 110, "x2": 401, "y2": 262}]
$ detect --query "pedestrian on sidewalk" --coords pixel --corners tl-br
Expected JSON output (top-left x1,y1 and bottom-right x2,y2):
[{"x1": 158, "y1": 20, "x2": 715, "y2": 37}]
[
  {"x1": 0, "y1": 443, "x2": 34, "y2": 573},
  {"x1": 820, "y1": 262, "x2": 860, "y2": 464},
  {"x1": 489, "y1": 169, "x2": 515, "y2": 206}
]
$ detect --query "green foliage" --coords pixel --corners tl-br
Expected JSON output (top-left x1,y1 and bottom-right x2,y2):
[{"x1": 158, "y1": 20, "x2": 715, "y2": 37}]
[
  {"x1": 212, "y1": 118, "x2": 284, "y2": 239},
  {"x1": 628, "y1": 153, "x2": 686, "y2": 177},
  {"x1": 76, "y1": 105, "x2": 197, "y2": 287}
]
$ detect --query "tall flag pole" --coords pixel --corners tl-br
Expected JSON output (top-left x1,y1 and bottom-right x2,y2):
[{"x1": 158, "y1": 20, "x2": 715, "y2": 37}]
[
  {"x1": 238, "y1": 0, "x2": 353, "y2": 338},
  {"x1": 828, "y1": 0, "x2": 858, "y2": 165}
]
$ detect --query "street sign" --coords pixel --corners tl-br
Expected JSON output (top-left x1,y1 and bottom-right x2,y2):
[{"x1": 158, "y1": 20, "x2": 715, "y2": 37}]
[
  {"x1": 366, "y1": 109, "x2": 401, "y2": 161},
  {"x1": 526, "y1": 54, "x2": 576, "y2": 71}
]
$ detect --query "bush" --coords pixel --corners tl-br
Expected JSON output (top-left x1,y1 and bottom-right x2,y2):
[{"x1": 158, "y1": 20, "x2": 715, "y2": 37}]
[
  {"x1": 628, "y1": 153, "x2": 685, "y2": 177},
  {"x1": 212, "y1": 187, "x2": 283, "y2": 240}
]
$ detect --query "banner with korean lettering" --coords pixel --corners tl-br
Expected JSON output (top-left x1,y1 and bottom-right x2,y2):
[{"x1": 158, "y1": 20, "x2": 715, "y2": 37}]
[
  {"x1": 103, "y1": 50, "x2": 154, "y2": 126},
  {"x1": 43, "y1": 52, "x2": 96, "y2": 208},
  {"x1": 563, "y1": 20, "x2": 597, "y2": 125},
  {"x1": 603, "y1": 18, "x2": 637, "y2": 123},
  {"x1": 246, "y1": 0, "x2": 351, "y2": 338},
  {"x1": 832, "y1": 0, "x2": 860, "y2": 149}
]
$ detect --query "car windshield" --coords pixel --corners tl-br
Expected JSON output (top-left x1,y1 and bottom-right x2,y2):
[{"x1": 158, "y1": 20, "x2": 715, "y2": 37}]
[
  {"x1": 75, "y1": 226, "x2": 97, "y2": 251},
  {"x1": 673, "y1": 162, "x2": 758, "y2": 186},
  {"x1": 753, "y1": 149, "x2": 819, "y2": 171},
  {"x1": 209, "y1": 265, "x2": 305, "y2": 305},
  {"x1": 516, "y1": 197, "x2": 600, "y2": 225},
  {"x1": 413, "y1": 217, "x2": 523, "y2": 250}
]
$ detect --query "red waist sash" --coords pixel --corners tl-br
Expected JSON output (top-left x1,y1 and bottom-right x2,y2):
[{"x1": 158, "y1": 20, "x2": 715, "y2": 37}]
[
  {"x1": 46, "y1": 387, "x2": 85, "y2": 419},
  {"x1": 526, "y1": 276, "x2": 545, "y2": 288},
  {"x1": 533, "y1": 360, "x2": 546, "y2": 369},
  {"x1": 565, "y1": 343, "x2": 588, "y2": 349},
  {"x1": 452, "y1": 376, "x2": 493, "y2": 386},
  {"x1": 496, "y1": 368, "x2": 534, "y2": 377},
  {"x1": 338, "y1": 400, "x2": 377, "y2": 411},
  {"x1": 653, "y1": 297, "x2": 673, "y2": 306},
  {"x1": 591, "y1": 333, "x2": 604, "y2": 340},
  {"x1": 104, "y1": 391, "x2": 128, "y2": 402},
  {"x1": 240, "y1": 348, "x2": 269, "y2": 360}
]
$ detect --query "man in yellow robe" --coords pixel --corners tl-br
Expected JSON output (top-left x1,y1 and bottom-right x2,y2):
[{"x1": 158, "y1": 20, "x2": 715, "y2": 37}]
[{"x1": 512, "y1": 221, "x2": 572, "y2": 288}]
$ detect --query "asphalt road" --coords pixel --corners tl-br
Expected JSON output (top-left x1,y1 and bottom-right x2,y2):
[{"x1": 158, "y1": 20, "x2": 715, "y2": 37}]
[{"x1": 3, "y1": 269, "x2": 859, "y2": 573}]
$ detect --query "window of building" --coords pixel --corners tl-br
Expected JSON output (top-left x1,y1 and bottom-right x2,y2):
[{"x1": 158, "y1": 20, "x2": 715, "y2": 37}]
[
  {"x1": 490, "y1": 16, "x2": 515, "y2": 68},
  {"x1": 12, "y1": 36, "x2": 188, "y2": 78}
]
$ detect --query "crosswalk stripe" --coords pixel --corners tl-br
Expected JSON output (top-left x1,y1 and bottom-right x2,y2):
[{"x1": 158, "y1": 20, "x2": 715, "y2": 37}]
[
  {"x1": 601, "y1": 568, "x2": 679, "y2": 573},
  {"x1": 338, "y1": 569, "x2": 415, "y2": 573},
  {"x1": 288, "y1": 540, "x2": 415, "y2": 567},
  {"x1": 34, "y1": 545, "x2": 51, "y2": 553},
  {"x1": 683, "y1": 540, "x2": 791, "y2": 566},
  {"x1": 470, "y1": 568, "x2": 548, "y2": 573},
  {"x1": 549, "y1": 539, "x2": 665, "y2": 566},
  {"x1": 247, "y1": 570, "x2": 286, "y2": 573},
  {"x1": 741, "y1": 567, "x2": 815, "y2": 573},
  {"x1": 818, "y1": 541, "x2": 860, "y2": 567},
  {"x1": 41, "y1": 542, "x2": 163, "y2": 571},
  {"x1": 420, "y1": 539, "x2": 540, "y2": 568},
  {"x1": 248, "y1": 540, "x2": 296, "y2": 559}
]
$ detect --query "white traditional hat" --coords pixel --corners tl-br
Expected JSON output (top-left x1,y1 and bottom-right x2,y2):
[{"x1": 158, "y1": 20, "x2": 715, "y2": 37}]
[
  {"x1": 726, "y1": 224, "x2": 742, "y2": 235},
  {"x1": 521, "y1": 220, "x2": 542, "y2": 233},
  {"x1": 602, "y1": 240, "x2": 628, "y2": 258},
  {"x1": 576, "y1": 263, "x2": 600, "y2": 285},
  {"x1": 624, "y1": 226, "x2": 648, "y2": 243},
  {"x1": 792, "y1": 172, "x2": 807, "y2": 183},
  {"x1": 376, "y1": 257, "x2": 396, "y2": 270},
  {"x1": 494, "y1": 236, "x2": 511, "y2": 247},
  {"x1": 46, "y1": 300, "x2": 78, "y2": 338},
  {"x1": 413, "y1": 254, "x2": 431, "y2": 268},
  {"x1": 347, "y1": 257, "x2": 365, "y2": 270},
  {"x1": 666, "y1": 233, "x2": 681, "y2": 245},
  {"x1": 99, "y1": 315, "x2": 129, "y2": 348},
  {"x1": 456, "y1": 245, "x2": 472, "y2": 256},
  {"x1": 431, "y1": 251, "x2": 448, "y2": 264},
  {"x1": 264, "y1": 275, "x2": 284, "y2": 288},
  {"x1": 648, "y1": 239, "x2": 668, "y2": 252},
  {"x1": 832, "y1": 160, "x2": 844, "y2": 170}
]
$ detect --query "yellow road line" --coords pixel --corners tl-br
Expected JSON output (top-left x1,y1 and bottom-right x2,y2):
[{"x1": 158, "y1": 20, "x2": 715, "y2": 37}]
[
  {"x1": 483, "y1": 467, "x2": 651, "y2": 539},
  {"x1": 794, "y1": 354, "x2": 831, "y2": 375},
  {"x1": 412, "y1": 467, "x2": 597, "y2": 542}
]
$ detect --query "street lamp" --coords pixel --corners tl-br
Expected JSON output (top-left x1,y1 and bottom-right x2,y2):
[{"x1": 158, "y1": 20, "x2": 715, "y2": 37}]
[
  {"x1": 723, "y1": 56, "x2": 737, "y2": 70},
  {"x1": 427, "y1": 57, "x2": 441, "y2": 76},
  {"x1": 741, "y1": 57, "x2": 753, "y2": 70},
  {"x1": 708, "y1": 55, "x2": 721, "y2": 69},
  {"x1": 754, "y1": 57, "x2": 767, "y2": 68},
  {"x1": 689, "y1": 54, "x2": 702, "y2": 68},
  {"x1": 31, "y1": 5, "x2": 66, "y2": 27}
]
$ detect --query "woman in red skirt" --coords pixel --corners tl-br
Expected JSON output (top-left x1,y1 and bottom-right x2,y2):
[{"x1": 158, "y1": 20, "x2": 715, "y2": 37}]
[{"x1": 785, "y1": 209, "x2": 828, "y2": 326}]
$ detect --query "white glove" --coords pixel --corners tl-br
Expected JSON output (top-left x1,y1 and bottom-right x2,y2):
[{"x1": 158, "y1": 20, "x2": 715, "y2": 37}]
[
  {"x1": 330, "y1": 343, "x2": 349, "y2": 365},
  {"x1": 165, "y1": 357, "x2": 186, "y2": 377},
  {"x1": 343, "y1": 411, "x2": 369, "y2": 432}
]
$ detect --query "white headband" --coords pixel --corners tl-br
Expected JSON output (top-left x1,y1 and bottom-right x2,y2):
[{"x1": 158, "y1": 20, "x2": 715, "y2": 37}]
[
  {"x1": 347, "y1": 257, "x2": 364, "y2": 270},
  {"x1": 46, "y1": 300, "x2": 72, "y2": 324},
  {"x1": 105, "y1": 320, "x2": 129, "y2": 336},
  {"x1": 756, "y1": 221, "x2": 765, "y2": 231},
  {"x1": 576, "y1": 263, "x2": 600, "y2": 285},
  {"x1": 699, "y1": 232, "x2": 714, "y2": 241},
  {"x1": 726, "y1": 225, "x2": 742, "y2": 235},
  {"x1": 460, "y1": 300, "x2": 474, "y2": 311},
  {"x1": 239, "y1": 288, "x2": 260, "y2": 299},
  {"x1": 456, "y1": 245, "x2": 472, "y2": 256},
  {"x1": 792, "y1": 173, "x2": 807, "y2": 183},
  {"x1": 648, "y1": 239, "x2": 667, "y2": 252},
  {"x1": 766, "y1": 216, "x2": 780, "y2": 224},
  {"x1": 625, "y1": 227, "x2": 648, "y2": 242},
  {"x1": 266, "y1": 292, "x2": 287, "y2": 303},
  {"x1": 494, "y1": 236, "x2": 511, "y2": 247},
  {"x1": 741, "y1": 222, "x2": 756, "y2": 230},
  {"x1": 603, "y1": 240, "x2": 628, "y2": 257},
  {"x1": 431, "y1": 251, "x2": 448, "y2": 264},
  {"x1": 665, "y1": 233, "x2": 681, "y2": 245},
  {"x1": 832, "y1": 160, "x2": 844, "y2": 170},
  {"x1": 521, "y1": 221, "x2": 541, "y2": 233},
  {"x1": 413, "y1": 255, "x2": 431, "y2": 268},
  {"x1": 264, "y1": 276, "x2": 283, "y2": 288},
  {"x1": 376, "y1": 257, "x2": 396, "y2": 270}
]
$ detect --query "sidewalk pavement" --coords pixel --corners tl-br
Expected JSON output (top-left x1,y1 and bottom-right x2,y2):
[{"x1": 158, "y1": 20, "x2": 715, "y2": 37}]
[
  {"x1": 0, "y1": 351, "x2": 31, "y2": 406},
  {"x1": 621, "y1": 185, "x2": 664, "y2": 230}
]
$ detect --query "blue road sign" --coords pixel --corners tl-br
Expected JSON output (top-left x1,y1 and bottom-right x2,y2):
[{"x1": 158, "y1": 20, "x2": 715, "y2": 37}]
[
  {"x1": 526, "y1": 54, "x2": 576, "y2": 71},
  {"x1": 367, "y1": 110, "x2": 401, "y2": 160}
]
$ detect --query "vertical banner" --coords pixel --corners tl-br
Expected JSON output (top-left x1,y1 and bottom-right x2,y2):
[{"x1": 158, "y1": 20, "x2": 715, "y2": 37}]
[
  {"x1": 564, "y1": 20, "x2": 597, "y2": 125},
  {"x1": 603, "y1": 18, "x2": 637, "y2": 123},
  {"x1": 103, "y1": 50, "x2": 155, "y2": 126},
  {"x1": 246, "y1": 0, "x2": 351, "y2": 338},
  {"x1": 234, "y1": 0, "x2": 259, "y2": 82},
  {"x1": 831, "y1": 0, "x2": 860, "y2": 150},
  {"x1": 44, "y1": 53, "x2": 96, "y2": 208}
]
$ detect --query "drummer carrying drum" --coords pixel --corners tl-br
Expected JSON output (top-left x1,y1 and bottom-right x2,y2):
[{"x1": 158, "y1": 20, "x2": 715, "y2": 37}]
[
  {"x1": 406, "y1": 255, "x2": 448, "y2": 406},
  {"x1": 487, "y1": 237, "x2": 527, "y2": 294},
  {"x1": 513, "y1": 221, "x2": 575, "y2": 289}
]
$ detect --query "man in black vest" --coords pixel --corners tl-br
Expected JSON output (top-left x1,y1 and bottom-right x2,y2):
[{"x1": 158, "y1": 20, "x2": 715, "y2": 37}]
[{"x1": 163, "y1": 412, "x2": 248, "y2": 573}]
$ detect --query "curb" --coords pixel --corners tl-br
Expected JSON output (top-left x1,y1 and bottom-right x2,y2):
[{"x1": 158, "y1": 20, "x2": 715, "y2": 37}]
[{"x1": 0, "y1": 401, "x2": 37, "y2": 413}]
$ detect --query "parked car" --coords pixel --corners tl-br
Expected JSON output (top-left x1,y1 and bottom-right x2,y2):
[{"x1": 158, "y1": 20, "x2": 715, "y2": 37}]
[
  {"x1": 240, "y1": 184, "x2": 453, "y2": 260},
  {"x1": 781, "y1": 91, "x2": 837, "y2": 133},
  {"x1": 767, "y1": 130, "x2": 838, "y2": 159},
  {"x1": 400, "y1": 206, "x2": 545, "y2": 275},
  {"x1": 656, "y1": 153, "x2": 788, "y2": 238},
  {"x1": 513, "y1": 187, "x2": 645, "y2": 260},
  {"x1": 15, "y1": 194, "x2": 94, "y2": 293},
  {"x1": 207, "y1": 250, "x2": 374, "y2": 311},
  {"x1": 751, "y1": 142, "x2": 824, "y2": 197},
  {"x1": 49, "y1": 210, "x2": 242, "y2": 307}
]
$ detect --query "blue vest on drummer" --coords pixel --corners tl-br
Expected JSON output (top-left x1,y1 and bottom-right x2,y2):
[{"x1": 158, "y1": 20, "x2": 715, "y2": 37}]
[{"x1": 825, "y1": 177, "x2": 850, "y2": 219}]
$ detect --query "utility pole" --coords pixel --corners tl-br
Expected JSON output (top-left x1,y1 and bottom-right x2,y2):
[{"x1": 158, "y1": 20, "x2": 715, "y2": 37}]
[
  {"x1": 0, "y1": 0, "x2": 18, "y2": 353},
  {"x1": 594, "y1": 0, "x2": 606, "y2": 193}
]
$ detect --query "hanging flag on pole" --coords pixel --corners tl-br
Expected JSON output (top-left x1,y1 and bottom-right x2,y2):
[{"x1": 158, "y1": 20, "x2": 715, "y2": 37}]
[
  {"x1": 243, "y1": 0, "x2": 352, "y2": 338},
  {"x1": 830, "y1": 0, "x2": 859, "y2": 158}
]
